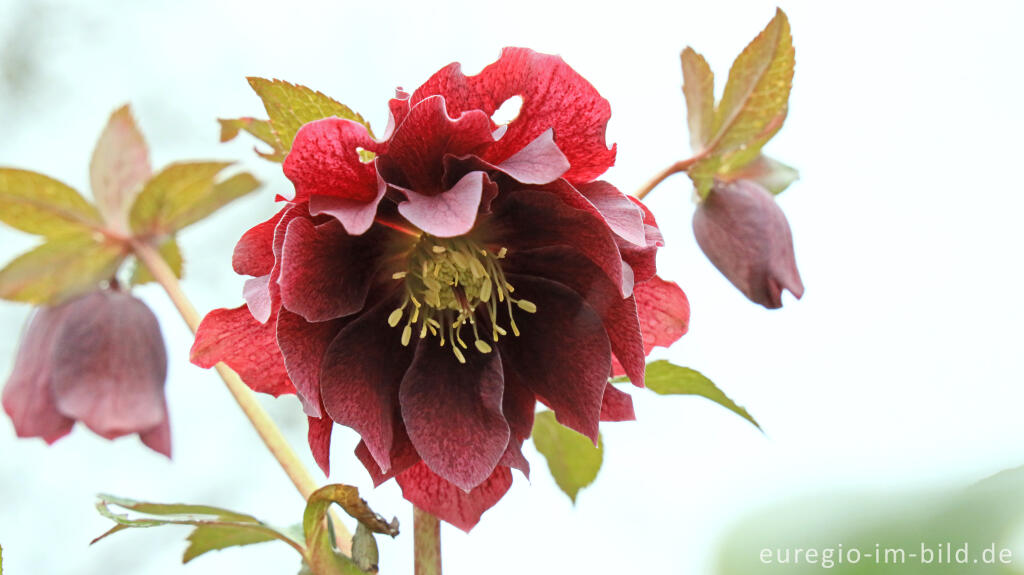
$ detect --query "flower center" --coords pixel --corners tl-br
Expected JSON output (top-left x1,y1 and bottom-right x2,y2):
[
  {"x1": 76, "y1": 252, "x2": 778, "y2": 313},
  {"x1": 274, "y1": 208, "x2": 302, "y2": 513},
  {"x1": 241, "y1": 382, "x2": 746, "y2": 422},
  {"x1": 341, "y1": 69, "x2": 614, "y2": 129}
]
[{"x1": 387, "y1": 235, "x2": 536, "y2": 363}]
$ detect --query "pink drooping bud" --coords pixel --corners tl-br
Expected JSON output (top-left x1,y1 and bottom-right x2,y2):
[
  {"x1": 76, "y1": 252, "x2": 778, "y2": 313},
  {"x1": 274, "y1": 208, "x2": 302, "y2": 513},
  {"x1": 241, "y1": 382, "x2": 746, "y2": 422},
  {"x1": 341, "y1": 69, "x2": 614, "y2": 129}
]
[
  {"x1": 693, "y1": 179, "x2": 804, "y2": 309},
  {"x1": 2, "y1": 289, "x2": 171, "y2": 456}
]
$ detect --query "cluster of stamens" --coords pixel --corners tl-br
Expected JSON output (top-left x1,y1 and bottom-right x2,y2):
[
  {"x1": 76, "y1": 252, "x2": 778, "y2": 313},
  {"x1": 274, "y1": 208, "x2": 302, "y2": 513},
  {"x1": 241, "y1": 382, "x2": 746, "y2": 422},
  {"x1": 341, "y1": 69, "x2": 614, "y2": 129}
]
[{"x1": 387, "y1": 235, "x2": 536, "y2": 363}]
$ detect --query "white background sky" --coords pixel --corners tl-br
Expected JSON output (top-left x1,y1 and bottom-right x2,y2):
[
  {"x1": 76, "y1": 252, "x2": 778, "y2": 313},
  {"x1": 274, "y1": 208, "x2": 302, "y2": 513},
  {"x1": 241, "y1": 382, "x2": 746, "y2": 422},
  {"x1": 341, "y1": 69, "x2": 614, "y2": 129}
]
[{"x1": 1, "y1": 0, "x2": 1023, "y2": 573}]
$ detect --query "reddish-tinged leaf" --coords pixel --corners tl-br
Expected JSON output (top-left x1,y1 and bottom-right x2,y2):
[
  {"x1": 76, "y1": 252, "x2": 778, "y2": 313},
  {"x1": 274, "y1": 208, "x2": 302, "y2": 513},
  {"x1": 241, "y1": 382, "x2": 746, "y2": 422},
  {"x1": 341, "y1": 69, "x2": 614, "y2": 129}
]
[
  {"x1": 681, "y1": 47, "x2": 715, "y2": 153},
  {"x1": 90, "y1": 104, "x2": 152, "y2": 233}
]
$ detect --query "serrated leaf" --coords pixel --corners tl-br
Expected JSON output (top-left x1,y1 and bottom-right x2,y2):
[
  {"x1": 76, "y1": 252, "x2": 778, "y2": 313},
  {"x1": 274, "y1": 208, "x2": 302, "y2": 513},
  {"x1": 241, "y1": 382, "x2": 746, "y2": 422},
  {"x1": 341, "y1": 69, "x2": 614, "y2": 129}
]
[
  {"x1": 532, "y1": 410, "x2": 603, "y2": 503},
  {"x1": 0, "y1": 169, "x2": 104, "y2": 236},
  {"x1": 129, "y1": 162, "x2": 258, "y2": 235},
  {"x1": 644, "y1": 360, "x2": 760, "y2": 430},
  {"x1": 90, "y1": 104, "x2": 151, "y2": 234},
  {"x1": 719, "y1": 154, "x2": 799, "y2": 195},
  {"x1": 130, "y1": 237, "x2": 183, "y2": 285},
  {"x1": 247, "y1": 78, "x2": 372, "y2": 157},
  {"x1": 219, "y1": 117, "x2": 286, "y2": 162},
  {"x1": 303, "y1": 484, "x2": 394, "y2": 575},
  {"x1": 92, "y1": 494, "x2": 305, "y2": 564},
  {"x1": 0, "y1": 232, "x2": 125, "y2": 305},
  {"x1": 681, "y1": 47, "x2": 715, "y2": 153}
]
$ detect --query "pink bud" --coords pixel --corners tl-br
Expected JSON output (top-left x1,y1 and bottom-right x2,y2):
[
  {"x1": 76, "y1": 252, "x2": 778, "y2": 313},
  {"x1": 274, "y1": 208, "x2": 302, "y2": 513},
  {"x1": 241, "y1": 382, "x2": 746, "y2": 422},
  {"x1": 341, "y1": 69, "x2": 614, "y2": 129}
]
[{"x1": 693, "y1": 180, "x2": 804, "y2": 309}]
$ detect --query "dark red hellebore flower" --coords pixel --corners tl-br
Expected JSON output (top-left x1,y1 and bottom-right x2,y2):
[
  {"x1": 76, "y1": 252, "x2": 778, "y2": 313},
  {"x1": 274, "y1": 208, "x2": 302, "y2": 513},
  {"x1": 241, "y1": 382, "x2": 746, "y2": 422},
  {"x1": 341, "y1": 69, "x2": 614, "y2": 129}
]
[
  {"x1": 693, "y1": 179, "x2": 804, "y2": 309},
  {"x1": 191, "y1": 48, "x2": 689, "y2": 530},
  {"x1": 3, "y1": 289, "x2": 171, "y2": 456}
]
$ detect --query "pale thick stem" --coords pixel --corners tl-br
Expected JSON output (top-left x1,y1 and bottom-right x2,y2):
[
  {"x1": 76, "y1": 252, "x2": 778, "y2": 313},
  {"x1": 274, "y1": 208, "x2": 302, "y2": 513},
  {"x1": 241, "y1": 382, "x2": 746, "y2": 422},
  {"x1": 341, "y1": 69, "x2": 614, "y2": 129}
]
[
  {"x1": 130, "y1": 239, "x2": 352, "y2": 555},
  {"x1": 633, "y1": 155, "x2": 704, "y2": 200},
  {"x1": 414, "y1": 507, "x2": 442, "y2": 575}
]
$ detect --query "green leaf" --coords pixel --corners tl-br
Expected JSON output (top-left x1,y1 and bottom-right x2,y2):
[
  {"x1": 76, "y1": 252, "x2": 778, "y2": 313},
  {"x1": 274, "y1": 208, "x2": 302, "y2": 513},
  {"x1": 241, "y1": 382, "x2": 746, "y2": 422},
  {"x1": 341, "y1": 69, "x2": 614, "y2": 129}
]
[
  {"x1": 89, "y1": 104, "x2": 152, "y2": 234},
  {"x1": 688, "y1": 9, "x2": 795, "y2": 198},
  {"x1": 303, "y1": 484, "x2": 396, "y2": 575},
  {"x1": 0, "y1": 232, "x2": 125, "y2": 305},
  {"x1": 247, "y1": 78, "x2": 373, "y2": 156},
  {"x1": 351, "y1": 523, "x2": 379, "y2": 574},
  {"x1": 719, "y1": 154, "x2": 799, "y2": 195},
  {"x1": 129, "y1": 162, "x2": 259, "y2": 235},
  {"x1": 681, "y1": 47, "x2": 715, "y2": 153},
  {"x1": 218, "y1": 117, "x2": 286, "y2": 162},
  {"x1": 130, "y1": 237, "x2": 183, "y2": 285},
  {"x1": 92, "y1": 494, "x2": 305, "y2": 564},
  {"x1": 644, "y1": 360, "x2": 760, "y2": 430},
  {"x1": 532, "y1": 410, "x2": 604, "y2": 503},
  {"x1": 0, "y1": 169, "x2": 104, "y2": 236}
]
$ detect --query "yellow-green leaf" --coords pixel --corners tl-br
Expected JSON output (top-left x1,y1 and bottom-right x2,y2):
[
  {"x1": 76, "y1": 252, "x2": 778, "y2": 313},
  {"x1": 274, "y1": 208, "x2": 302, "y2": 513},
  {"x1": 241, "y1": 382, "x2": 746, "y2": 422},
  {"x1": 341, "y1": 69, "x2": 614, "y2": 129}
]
[
  {"x1": 129, "y1": 162, "x2": 259, "y2": 235},
  {"x1": 130, "y1": 236, "x2": 182, "y2": 286},
  {"x1": 90, "y1": 104, "x2": 152, "y2": 234},
  {"x1": 681, "y1": 47, "x2": 715, "y2": 153},
  {"x1": 183, "y1": 526, "x2": 279, "y2": 564},
  {"x1": 303, "y1": 484, "x2": 396, "y2": 575},
  {"x1": 0, "y1": 169, "x2": 104, "y2": 236},
  {"x1": 218, "y1": 117, "x2": 285, "y2": 162},
  {"x1": 247, "y1": 78, "x2": 372, "y2": 157},
  {"x1": 0, "y1": 232, "x2": 125, "y2": 305},
  {"x1": 644, "y1": 360, "x2": 760, "y2": 430},
  {"x1": 532, "y1": 410, "x2": 604, "y2": 503}
]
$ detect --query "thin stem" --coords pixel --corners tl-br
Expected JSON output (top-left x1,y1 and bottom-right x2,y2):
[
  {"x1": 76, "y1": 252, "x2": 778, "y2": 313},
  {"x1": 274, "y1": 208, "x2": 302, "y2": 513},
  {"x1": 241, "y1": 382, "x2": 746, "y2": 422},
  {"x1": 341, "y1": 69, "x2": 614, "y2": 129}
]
[
  {"x1": 633, "y1": 155, "x2": 705, "y2": 201},
  {"x1": 129, "y1": 239, "x2": 352, "y2": 555},
  {"x1": 413, "y1": 507, "x2": 442, "y2": 575}
]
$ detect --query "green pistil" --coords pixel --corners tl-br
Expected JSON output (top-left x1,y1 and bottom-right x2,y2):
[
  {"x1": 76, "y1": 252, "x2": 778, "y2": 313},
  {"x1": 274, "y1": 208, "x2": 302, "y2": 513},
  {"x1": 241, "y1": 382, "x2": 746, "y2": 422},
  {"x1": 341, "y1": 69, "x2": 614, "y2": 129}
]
[{"x1": 387, "y1": 235, "x2": 536, "y2": 363}]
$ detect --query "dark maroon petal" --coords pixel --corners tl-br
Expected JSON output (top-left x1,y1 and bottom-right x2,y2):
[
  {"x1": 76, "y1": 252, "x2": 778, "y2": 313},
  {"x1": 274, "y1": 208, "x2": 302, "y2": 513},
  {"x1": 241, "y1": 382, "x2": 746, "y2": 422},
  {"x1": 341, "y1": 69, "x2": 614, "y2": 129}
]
[
  {"x1": 139, "y1": 415, "x2": 172, "y2": 458},
  {"x1": 320, "y1": 297, "x2": 414, "y2": 473},
  {"x1": 399, "y1": 340, "x2": 510, "y2": 491},
  {"x1": 191, "y1": 305, "x2": 295, "y2": 397},
  {"x1": 412, "y1": 47, "x2": 616, "y2": 183},
  {"x1": 354, "y1": 423, "x2": 420, "y2": 486},
  {"x1": 232, "y1": 209, "x2": 284, "y2": 277},
  {"x1": 377, "y1": 95, "x2": 494, "y2": 194},
  {"x1": 279, "y1": 217, "x2": 389, "y2": 322},
  {"x1": 693, "y1": 180, "x2": 804, "y2": 308},
  {"x1": 396, "y1": 461, "x2": 512, "y2": 532},
  {"x1": 577, "y1": 181, "x2": 647, "y2": 246},
  {"x1": 498, "y1": 275, "x2": 611, "y2": 442},
  {"x1": 283, "y1": 118, "x2": 382, "y2": 204},
  {"x1": 504, "y1": 246, "x2": 645, "y2": 388},
  {"x1": 396, "y1": 171, "x2": 495, "y2": 238},
  {"x1": 494, "y1": 128, "x2": 569, "y2": 184},
  {"x1": 492, "y1": 187, "x2": 628, "y2": 296},
  {"x1": 498, "y1": 438, "x2": 530, "y2": 478},
  {"x1": 600, "y1": 384, "x2": 636, "y2": 422},
  {"x1": 634, "y1": 276, "x2": 690, "y2": 354},
  {"x1": 50, "y1": 291, "x2": 167, "y2": 440},
  {"x1": 501, "y1": 371, "x2": 536, "y2": 442},
  {"x1": 276, "y1": 308, "x2": 347, "y2": 417},
  {"x1": 308, "y1": 414, "x2": 333, "y2": 476},
  {"x1": 2, "y1": 306, "x2": 75, "y2": 444}
]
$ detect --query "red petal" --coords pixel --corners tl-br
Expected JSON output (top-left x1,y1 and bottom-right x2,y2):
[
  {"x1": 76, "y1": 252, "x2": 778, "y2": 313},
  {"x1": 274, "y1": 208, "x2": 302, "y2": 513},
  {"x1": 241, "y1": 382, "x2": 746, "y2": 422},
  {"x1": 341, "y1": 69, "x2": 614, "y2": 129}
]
[
  {"x1": 283, "y1": 118, "x2": 382, "y2": 204},
  {"x1": 232, "y1": 209, "x2": 285, "y2": 276},
  {"x1": 600, "y1": 384, "x2": 636, "y2": 422},
  {"x1": 396, "y1": 171, "x2": 494, "y2": 238},
  {"x1": 354, "y1": 423, "x2": 420, "y2": 486},
  {"x1": 498, "y1": 275, "x2": 611, "y2": 442},
  {"x1": 190, "y1": 305, "x2": 294, "y2": 397},
  {"x1": 319, "y1": 298, "x2": 414, "y2": 473},
  {"x1": 498, "y1": 438, "x2": 530, "y2": 478},
  {"x1": 396, "y1": 461, "x2": 513, "y2": 532},
  {"x1": 2, "y1": 306, "x2": 75, "y2": 444},
  {"x1": 634, "y1": 276, "x2": 690, "y2": 354},
  {"x1": 279, "y1": 217, "x2": 389, "y2": 322},
  {"x1": 308, "y1": 414, "x2": 334, "y2": 476},
  {"x1": 377, "y1": 95, "x2": 494, "y2": 195},
  {"x1": 504, "y1": 246, "x2": 645, "y2": 387},
  {"x1": 693, "y1": 180, "x2": 804, "y2": 308},
  {"x1": 276, "y1": 308, "x2": 347, "y2": 417},
  {"x1": 577, "y1": 181, "x2": 647, "y2": 246},
  {"x1": 493, "y1": 187, "x2": 628, "y2": 296},
  {"x1": 399, "y1": 340, "x2": 510, "y2": 491},
  {"x1": 50, "y1": 291, "x2": 168, "y2": 440},
  {"x1": 501, "y1": 374, "x2": 536, "y2": 443},
  {"x1": 412, "y1": 47, "x2": 616, "y2": 183},
  {"x1": 308, "y1": 187, "x2": 386, "y2": 236}
]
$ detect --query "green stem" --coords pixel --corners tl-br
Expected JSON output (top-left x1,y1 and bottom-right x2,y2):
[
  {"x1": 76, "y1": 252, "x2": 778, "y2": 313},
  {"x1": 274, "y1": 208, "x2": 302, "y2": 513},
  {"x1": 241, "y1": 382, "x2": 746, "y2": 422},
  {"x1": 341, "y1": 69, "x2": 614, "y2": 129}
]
[
  {"x1": 129, "y1": 238, "x2": 353, "y2": 555},
  {"x1": 414, "y1": 507, "x2": 442, "y2": 575}
]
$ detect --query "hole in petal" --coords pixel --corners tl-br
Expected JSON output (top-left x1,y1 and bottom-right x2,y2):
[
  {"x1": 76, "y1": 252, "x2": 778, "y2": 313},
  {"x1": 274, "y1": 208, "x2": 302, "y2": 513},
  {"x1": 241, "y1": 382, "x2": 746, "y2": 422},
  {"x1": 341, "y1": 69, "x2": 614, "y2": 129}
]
[
  {"x1": 491, "y1": 95, "x2": 523, "y2": 126},
  {"x1": 356, "y1": 147, "x2": 376, "y2": 163}
]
